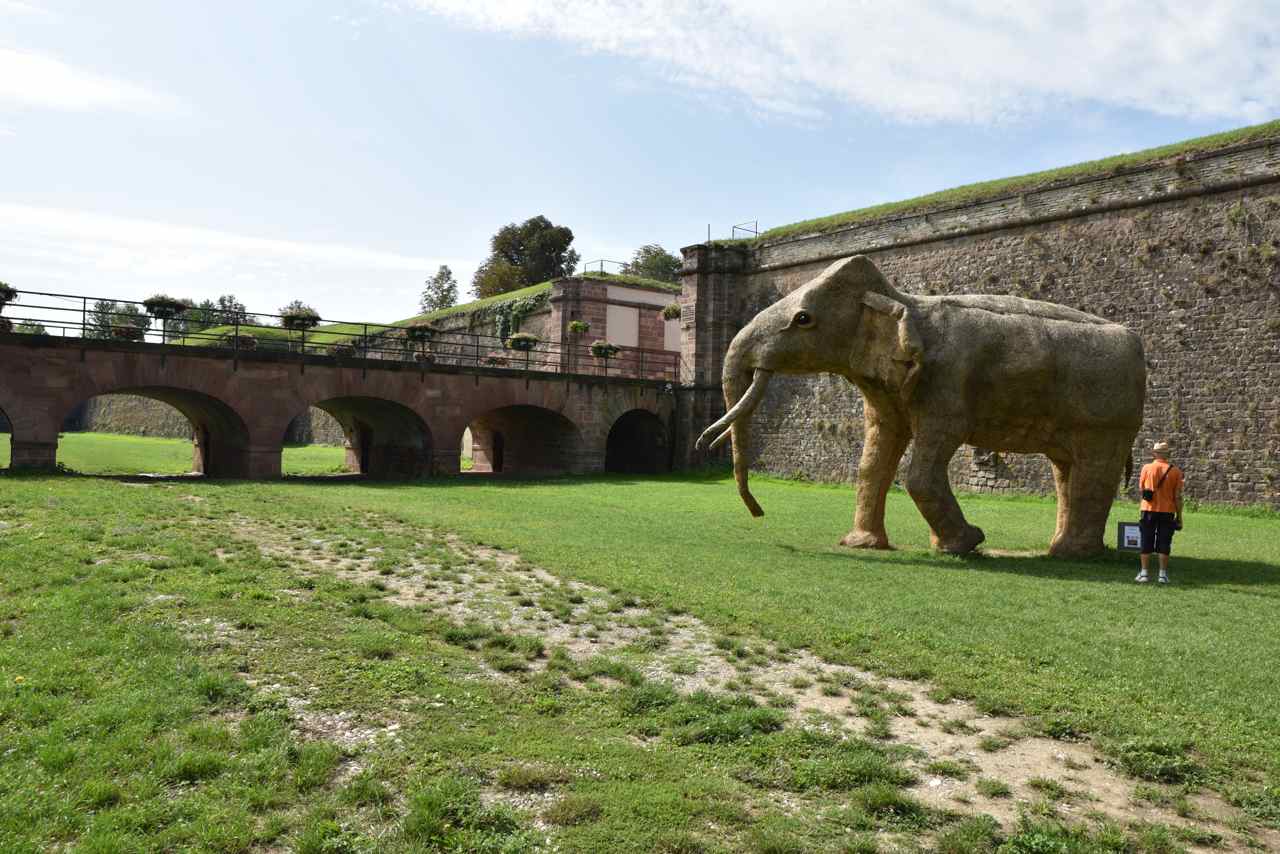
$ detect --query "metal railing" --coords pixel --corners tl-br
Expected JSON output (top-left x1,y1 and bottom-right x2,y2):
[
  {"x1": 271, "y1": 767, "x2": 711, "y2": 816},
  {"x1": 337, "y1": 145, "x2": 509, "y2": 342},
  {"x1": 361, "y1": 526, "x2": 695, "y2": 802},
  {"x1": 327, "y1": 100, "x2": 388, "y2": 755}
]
[{"x1": 0, "y1": 289, "x2": 680, "y2": 382}]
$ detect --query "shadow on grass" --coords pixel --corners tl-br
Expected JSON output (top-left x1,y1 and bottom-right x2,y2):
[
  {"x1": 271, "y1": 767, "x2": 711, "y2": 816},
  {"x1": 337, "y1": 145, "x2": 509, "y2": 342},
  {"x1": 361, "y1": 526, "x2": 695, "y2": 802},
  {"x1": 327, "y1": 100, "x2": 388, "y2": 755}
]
[{"x1": 769, "y1": 540, "x2": 1280, "y2": 589}]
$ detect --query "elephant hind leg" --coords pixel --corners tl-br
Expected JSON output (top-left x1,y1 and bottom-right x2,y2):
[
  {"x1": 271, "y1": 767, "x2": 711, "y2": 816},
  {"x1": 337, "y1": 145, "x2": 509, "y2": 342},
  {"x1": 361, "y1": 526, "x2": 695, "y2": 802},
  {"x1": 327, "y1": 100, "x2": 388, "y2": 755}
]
[{"x1": 1050, "y1": 433, "x2": 1130, "y2": 558}]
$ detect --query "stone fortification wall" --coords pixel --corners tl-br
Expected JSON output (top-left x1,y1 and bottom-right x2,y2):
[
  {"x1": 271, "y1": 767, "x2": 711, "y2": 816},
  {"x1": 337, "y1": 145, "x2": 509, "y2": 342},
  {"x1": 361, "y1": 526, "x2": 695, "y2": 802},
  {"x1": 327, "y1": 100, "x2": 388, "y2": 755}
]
[
  {"x1": 69, "y1": 396, "x2": 346, "y2": 445},
  {"x1": 686, "y1": 137, "x2": 1280, "y2": 507}
]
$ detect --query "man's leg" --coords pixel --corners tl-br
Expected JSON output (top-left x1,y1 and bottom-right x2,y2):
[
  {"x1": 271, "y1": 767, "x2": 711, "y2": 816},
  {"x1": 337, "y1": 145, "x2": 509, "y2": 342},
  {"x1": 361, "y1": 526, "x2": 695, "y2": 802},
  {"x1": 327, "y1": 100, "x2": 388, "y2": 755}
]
[
  {"x1": 1157, "y1": 515, "x2": 1173, "y2": 582},
  {"x1": 1136, "y1": 512, "x2": 1154, "y2": 582}
]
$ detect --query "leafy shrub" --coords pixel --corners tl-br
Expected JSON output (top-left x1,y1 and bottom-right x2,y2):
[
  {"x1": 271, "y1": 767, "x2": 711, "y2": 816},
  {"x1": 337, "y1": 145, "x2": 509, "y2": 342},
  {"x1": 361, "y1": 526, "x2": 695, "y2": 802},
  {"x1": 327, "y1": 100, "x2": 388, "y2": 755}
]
[
  {"x1": 662, "y1": 302, "x2": 681, "y2": 321},
  {"x1": 567, "y1": 319, "x2": 590, "y2": 335},
  {"x1": 0, "y1": 281, "x2": 16, "y2": 306}
]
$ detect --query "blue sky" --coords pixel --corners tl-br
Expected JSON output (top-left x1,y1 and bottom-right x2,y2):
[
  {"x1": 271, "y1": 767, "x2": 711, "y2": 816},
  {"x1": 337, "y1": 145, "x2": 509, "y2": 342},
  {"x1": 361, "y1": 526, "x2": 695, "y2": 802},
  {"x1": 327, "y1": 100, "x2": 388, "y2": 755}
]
[{"x1": 2, "y1": 0, "x2": 1275, "y2": 325}]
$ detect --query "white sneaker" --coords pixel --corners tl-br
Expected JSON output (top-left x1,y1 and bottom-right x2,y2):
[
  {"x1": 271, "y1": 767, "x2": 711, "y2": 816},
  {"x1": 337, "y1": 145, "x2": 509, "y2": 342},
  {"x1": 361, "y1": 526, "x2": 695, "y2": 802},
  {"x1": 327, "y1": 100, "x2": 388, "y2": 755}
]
[
  {"x1": 1158, "y1": 574, "x2": 1169, "y2": 584},
  {"x1": 1135, "y1": 571, "x2": 1149, "y2": 583}
]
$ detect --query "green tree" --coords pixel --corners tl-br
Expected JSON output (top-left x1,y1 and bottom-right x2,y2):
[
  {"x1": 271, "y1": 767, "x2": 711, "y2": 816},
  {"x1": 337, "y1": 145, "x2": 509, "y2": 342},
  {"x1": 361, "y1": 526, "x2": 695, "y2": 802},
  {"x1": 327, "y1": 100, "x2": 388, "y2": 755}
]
[
  {"x1": 181, "y1": 294, "x2": 251, "y2": 334},
  {"x1": 474, "y1": 215, "x2": 579, "y2": 297},
  {"x1": 15, "y1": 320, "x2": 47, "y2": 335},
  {"x1": 621, "y1": 244, "x2": 682, "y2": 283},
  {"x1": 86, "y1": 301, "x2": 149, "y2": 339},
  {"x1": 472, "y1": 258, "x2": 529, "y2": 299},
  {"x1": 420, "y1": 265, "x2": 459, "y2": 313}
]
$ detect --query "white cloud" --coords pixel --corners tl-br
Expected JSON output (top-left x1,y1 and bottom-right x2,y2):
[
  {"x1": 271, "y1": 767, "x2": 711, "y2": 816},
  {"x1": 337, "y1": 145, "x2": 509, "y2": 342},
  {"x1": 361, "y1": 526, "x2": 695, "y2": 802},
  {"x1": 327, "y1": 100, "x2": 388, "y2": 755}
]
[
  {"x1": 0, "y1": 204, "x2": 464, "y2": 322},
  {"x1": 399, "y1": 0, "x2": 1280, "y2": 123},
  {"x1": 0, "y1": 48, "x2": 187, "y2": 114},
  {"x1": 0, "y1": 0, "x2": 50, "y2": 14}
]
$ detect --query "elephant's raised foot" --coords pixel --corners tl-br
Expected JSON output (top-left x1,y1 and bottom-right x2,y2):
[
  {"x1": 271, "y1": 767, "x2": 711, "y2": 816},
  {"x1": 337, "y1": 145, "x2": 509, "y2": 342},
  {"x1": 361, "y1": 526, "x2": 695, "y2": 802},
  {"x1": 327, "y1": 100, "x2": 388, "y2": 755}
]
[
  {"x1": 839, "y1": 529, "x2": 891, "y2": 550},
  {"x1": 932, "y1": 525, "x2": 986, "y2": 555}
]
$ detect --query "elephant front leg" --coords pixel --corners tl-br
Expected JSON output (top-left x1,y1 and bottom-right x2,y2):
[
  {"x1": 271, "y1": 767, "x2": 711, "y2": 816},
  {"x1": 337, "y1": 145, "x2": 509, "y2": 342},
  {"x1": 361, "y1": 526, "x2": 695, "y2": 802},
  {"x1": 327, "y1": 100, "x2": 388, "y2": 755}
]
[
  {"x1": 904, "y1": 426, "x2": 984, "y2": 554},
  {"x1": 840, "y1": 403, "x2": 910, "y2": 549}
]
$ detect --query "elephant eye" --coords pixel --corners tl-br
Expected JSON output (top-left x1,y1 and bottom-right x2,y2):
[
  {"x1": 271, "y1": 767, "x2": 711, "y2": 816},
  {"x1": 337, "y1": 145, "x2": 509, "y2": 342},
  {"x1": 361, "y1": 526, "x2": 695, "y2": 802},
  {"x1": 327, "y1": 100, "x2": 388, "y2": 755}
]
[{"x1": 792, "y1": 310, "x2": 814, "y2": 328}]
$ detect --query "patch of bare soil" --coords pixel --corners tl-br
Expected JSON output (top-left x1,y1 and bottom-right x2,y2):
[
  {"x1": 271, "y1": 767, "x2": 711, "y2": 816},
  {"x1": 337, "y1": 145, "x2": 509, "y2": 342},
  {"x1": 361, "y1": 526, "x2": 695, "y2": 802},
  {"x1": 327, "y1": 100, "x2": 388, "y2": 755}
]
[{"x1": 231, "y1": 514, "x2": 1277, "y2": 852}]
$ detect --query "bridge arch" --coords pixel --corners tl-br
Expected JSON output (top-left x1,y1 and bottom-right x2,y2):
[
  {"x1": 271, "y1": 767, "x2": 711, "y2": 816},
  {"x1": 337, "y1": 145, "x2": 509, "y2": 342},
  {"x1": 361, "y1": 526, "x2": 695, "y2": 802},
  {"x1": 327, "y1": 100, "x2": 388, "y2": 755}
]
[
  {"x1": 605, "y1": 408, "x2": 670, "y2": 474},
  {"x1": 60, "y1": 387, "x2": 252, "y2": 477},
  {"x1": 294, "y1": 396, "x2": 434, "y2": 479},
  {"x1": 466, "y1": 405, "x2": 582, "y2": 475}
]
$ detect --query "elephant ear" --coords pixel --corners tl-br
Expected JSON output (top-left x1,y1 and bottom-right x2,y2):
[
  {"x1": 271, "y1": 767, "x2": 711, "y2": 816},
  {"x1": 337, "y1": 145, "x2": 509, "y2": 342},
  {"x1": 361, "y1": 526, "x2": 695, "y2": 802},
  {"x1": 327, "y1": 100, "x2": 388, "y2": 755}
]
[{"x1": 856, "y1": 291, "x2": 925, "y2": 400}]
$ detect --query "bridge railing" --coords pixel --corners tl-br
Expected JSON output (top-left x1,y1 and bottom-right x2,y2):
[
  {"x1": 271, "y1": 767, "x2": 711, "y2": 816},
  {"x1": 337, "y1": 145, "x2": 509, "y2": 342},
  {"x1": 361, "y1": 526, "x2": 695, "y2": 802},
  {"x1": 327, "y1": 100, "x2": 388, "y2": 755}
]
[{"x1": 0, "y1": 288, "x2": 680, "y2": 382}]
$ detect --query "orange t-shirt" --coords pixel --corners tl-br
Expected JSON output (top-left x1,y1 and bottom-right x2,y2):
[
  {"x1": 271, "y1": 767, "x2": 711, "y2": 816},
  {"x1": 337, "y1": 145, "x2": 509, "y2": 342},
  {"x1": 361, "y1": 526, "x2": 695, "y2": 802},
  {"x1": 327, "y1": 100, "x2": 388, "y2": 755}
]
[{"x1": 1139, "y1": 461, "x2": 1183, "y2": 514}]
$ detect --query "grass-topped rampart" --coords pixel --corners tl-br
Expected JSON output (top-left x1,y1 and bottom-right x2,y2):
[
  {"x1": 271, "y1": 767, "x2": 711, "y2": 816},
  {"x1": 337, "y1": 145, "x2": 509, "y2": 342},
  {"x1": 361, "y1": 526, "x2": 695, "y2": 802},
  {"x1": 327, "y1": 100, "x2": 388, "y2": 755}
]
[
  {"x1": 176, "y1": 271, "x2": 679, "y2": 349},
  {"x1": 749, "y1": 118, "x2": 1280, "y2": 246}
]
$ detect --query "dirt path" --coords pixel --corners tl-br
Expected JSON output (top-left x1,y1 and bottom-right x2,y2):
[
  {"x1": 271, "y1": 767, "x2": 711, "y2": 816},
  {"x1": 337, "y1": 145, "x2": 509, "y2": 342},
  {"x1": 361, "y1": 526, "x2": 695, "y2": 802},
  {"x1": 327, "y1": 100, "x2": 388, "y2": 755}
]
[{"x1": 228, "y1": 511, "x2": 1278, "y2": 852}]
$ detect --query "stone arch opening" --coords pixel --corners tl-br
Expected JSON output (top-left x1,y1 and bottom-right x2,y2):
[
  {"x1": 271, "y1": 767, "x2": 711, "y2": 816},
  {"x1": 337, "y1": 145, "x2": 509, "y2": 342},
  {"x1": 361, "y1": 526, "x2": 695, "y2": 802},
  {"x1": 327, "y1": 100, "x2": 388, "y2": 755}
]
[
  {"x1": 302, "y1": 397, "x2": 434, "y2": 479},
  {"x1": 59, "y1": 388, "x2": 251, "y2": 477},
  {"x1": 605, "y1": 409, "x2": 670, "y2": 474},
  {"x1": 466, "y1": 405, "x2": 581, "y2": 475}
]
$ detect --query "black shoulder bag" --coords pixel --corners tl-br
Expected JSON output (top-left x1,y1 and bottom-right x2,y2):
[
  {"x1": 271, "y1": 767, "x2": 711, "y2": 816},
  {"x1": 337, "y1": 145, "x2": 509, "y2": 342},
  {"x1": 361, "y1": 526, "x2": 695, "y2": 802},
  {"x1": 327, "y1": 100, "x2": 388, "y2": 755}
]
[{"x1": 1142, "y1": 465, "x2": 1176, "y2": 503}]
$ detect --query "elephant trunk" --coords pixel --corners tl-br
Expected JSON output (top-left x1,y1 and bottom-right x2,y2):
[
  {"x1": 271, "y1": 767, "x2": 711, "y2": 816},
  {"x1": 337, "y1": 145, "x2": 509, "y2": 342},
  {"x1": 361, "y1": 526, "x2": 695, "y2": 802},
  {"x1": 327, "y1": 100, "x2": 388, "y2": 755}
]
[{"x1": 696, "y1": 365, "x2": 772, "y2": 517}]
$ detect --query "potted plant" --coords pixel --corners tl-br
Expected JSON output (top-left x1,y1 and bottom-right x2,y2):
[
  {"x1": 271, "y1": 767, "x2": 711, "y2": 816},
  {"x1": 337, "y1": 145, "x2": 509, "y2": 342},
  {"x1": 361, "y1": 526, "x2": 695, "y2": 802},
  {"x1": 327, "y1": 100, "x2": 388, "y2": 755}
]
[
  {"x1": 280, "y1": 305, "x2": 321, "y2": 331},
  {"x1": 662, "y1": 302, "x2": 681, "y2": 321},
  {"x1": 404, "y1": 320, "x2": 438, "y2": 344},
  {"x1": 142, "y1": 294, "x2": 187, "y2": 320},
  {"x1": 142, "y1": 294, "x2": 188, "y2": 342},
  {"x1": 590, "y1": 340, "x2": 620, "y2": 359},
  {"x1": 567, "y1": 319, "x2": 590, "y2": 335},
  {"x1": 505, "y1": 332, "x2": 540, "y2": 352}
]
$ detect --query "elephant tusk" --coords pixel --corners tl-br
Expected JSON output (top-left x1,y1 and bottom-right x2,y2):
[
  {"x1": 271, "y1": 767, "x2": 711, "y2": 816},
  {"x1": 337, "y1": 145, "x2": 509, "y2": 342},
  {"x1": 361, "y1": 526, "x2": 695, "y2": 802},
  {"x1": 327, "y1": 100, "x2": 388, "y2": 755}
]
[{"x1": 695, "y1": 369, "x2": 773, "y2": 450}]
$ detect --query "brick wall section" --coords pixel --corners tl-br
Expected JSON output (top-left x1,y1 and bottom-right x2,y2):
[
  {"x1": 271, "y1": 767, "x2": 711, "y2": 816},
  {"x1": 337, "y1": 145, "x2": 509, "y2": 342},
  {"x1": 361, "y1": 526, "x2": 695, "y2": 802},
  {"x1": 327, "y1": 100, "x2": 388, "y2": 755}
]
[{"x1": 680, "y1": 137, "x2": 1280, "y2": 507}]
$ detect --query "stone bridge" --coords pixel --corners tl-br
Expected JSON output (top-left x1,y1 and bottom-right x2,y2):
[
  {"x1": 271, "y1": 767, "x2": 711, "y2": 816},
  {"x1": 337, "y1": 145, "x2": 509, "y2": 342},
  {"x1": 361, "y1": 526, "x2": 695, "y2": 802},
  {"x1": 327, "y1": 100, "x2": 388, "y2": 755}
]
[{"x1": 0, "y1": 335, "x2": 677, "y2": 478}]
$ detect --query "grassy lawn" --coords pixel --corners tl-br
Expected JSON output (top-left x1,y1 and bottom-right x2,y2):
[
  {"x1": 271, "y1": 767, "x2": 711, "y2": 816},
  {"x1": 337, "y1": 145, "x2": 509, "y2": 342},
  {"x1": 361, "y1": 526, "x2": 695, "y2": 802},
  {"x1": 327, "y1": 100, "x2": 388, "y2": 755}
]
[
  {"x1": 0, "y1": 432, "x2": 348, "y2": 476},
  {"x1": 2, "y1": 437, "x2": 1278, "y2": 851}
]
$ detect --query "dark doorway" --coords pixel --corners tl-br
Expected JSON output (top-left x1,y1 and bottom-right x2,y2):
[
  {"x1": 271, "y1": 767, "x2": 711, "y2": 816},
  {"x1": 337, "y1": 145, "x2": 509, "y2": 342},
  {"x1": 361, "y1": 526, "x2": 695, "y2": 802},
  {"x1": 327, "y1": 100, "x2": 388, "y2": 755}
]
[
  {"x1": 605, "y1": 409, "x2": 669, "y2": 474},
  {"x1": 491, "y1": 431, "x2": 505, "y2": 473}
]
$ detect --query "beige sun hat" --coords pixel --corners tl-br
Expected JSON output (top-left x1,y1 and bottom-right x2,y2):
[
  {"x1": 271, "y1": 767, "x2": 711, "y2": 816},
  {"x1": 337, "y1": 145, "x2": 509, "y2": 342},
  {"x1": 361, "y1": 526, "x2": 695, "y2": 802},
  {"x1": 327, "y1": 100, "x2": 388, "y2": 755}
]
[{"x1": 1152, "y1": 441, "x2": 1171, "y2": 457}]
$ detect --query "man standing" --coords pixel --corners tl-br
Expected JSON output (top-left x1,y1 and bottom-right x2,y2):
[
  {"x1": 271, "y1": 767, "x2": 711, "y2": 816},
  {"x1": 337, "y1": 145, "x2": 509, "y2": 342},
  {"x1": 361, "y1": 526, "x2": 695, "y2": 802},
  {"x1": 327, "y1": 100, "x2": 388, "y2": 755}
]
[{"x1": 1135, "y1": 441, "x2": 1184, "y2": 584}]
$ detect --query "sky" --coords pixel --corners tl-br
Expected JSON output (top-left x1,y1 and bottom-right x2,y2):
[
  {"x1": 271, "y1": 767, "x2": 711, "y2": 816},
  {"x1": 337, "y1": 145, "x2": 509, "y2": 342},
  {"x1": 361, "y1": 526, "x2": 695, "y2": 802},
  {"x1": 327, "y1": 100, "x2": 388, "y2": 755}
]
[{"x1": 1, "y1": 0, "x2": 1277, "y2": 328}]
